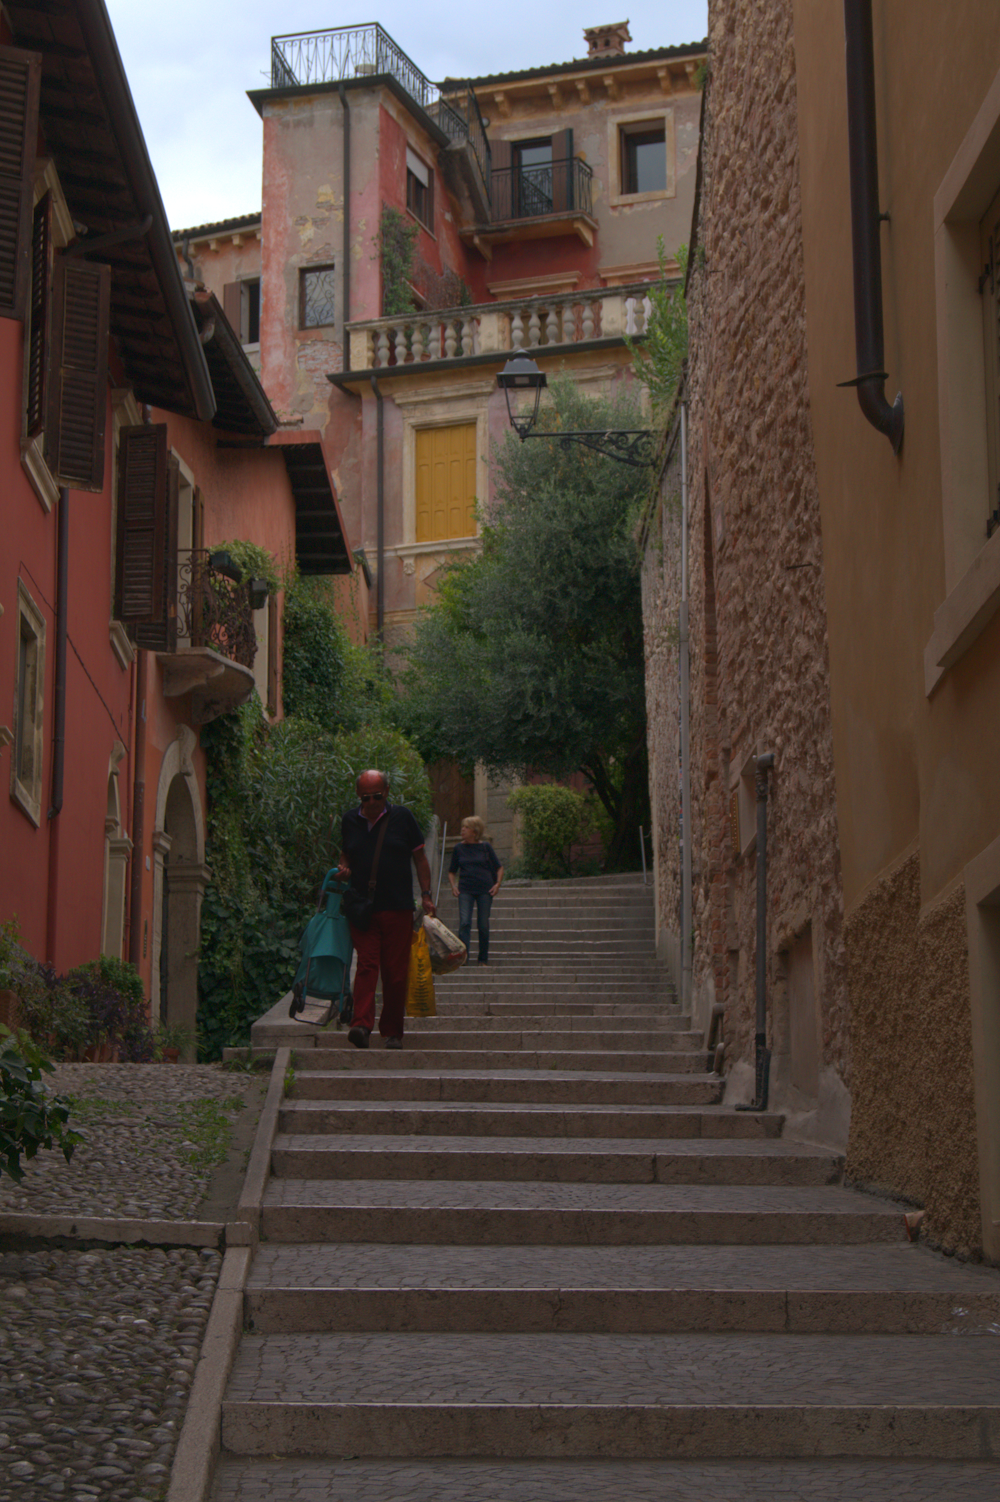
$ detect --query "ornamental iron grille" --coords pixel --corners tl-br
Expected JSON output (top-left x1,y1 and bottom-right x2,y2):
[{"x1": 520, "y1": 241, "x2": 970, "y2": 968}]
[
  {"x1": 177, "y1": 551, "x2": 257, "y2": 668},
  {"x1": 301, "y1": 266, "x2": 336, "y2": 329}
]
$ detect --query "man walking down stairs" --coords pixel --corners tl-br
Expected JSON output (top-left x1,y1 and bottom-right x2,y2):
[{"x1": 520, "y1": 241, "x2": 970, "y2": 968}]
[{"x1": 217, "y1": 874, "x2": 1000, "y2": 1499}]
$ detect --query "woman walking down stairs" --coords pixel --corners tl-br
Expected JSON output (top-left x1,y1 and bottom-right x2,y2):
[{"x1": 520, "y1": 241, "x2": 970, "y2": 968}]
[{"x1": 214, "y1": 874, "x2": 1000, "y2": 1500}]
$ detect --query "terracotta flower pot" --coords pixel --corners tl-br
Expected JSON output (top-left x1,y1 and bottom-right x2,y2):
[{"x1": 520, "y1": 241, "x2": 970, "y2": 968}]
[{"x1": 162, "y1": 1046, "x2": 180, "y2": 1064}]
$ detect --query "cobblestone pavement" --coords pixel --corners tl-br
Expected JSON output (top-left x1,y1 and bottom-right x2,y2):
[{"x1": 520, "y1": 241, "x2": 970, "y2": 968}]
[
  {"x1": 0, "y1": 1063, "x2": 262, "y2": 1501},
  {"x1": 211, "y1": 1457, "x2": 1000, "y2": 1502},
  {"x1": 0, "y1": 1064, "x2": 253, "y2": 1219}
]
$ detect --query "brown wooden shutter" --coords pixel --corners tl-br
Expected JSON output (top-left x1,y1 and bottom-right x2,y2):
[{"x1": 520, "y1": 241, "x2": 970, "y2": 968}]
[
  {"x1": 222, "y1": 280, "x2": 241, "y2": 335},
  {"x1": 0, "y1": 46, "x2": 42, "y2": 323},
  {"x1": 266, "y1": 592, "x2": 279, "y2": 716},
  {"x1": 490, "y1": 137, "x2": 512, "y2": 220},
  {"x1": 193, "y1": 484, "x2": 205, "y2": 555},
  {"x1": 44, "y1": 255, "x2": 111, "y2": 491},
  {"x1": 551, "y1": 127, "x2": 574, "y2": 212},
  {"x1": 25, "y1": 191, "x2": 51, "y2": 438},
  {"x1": 115, "y1": 423, "x2": 168, "y2": 624},
  {"x1": 134, "y1": 452, "x2": 179, "y2": 653}
]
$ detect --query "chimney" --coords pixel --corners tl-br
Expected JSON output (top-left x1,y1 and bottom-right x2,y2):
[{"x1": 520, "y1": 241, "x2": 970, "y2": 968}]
[{"x1": 583, "y1": 21, "x2": 632, "y2": 58}]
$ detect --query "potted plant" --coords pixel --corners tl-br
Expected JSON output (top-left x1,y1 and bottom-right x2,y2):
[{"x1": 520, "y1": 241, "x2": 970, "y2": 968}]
[{"x1": 153, "y1": 1021, "x2": 196, "y2": 1063}]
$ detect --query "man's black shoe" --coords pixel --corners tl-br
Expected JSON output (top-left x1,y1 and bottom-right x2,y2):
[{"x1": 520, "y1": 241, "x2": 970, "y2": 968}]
[
  {"x1": 348, "y1": 1024, "x2": 371, "y2": 1049},
  {"x1": 385, "y1": 1035, "x2": 403, "y2": 1050}
]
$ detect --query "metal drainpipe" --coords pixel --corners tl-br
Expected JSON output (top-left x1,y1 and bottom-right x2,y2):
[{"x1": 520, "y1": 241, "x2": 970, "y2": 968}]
[
  {"x1": 44, "y1": 486, "x2": 70, "y2": 961},
  {"x1": 679, "y1": 396, "x2": 693, "y2": 1017},
  {"x1": 128, "y1": 649, "x2": 147, "y2": 969},
  {"x1": 842, "y1": 0, "x2": 904, "y2": 453},
  {"x1": 371, "y1": 375, "x2": 384, "y2": 640},
  {"x1": 339, "y1": 81, "x2": 351, "y2": 331},
  {"x1": 737, "y1": 752, "x2": 775, "y2": 1112}
]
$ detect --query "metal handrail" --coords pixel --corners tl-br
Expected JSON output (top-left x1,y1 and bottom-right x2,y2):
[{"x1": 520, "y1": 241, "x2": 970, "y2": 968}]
[{"x1": 176, "y1": 550, "x2": 257, "y2": 669}]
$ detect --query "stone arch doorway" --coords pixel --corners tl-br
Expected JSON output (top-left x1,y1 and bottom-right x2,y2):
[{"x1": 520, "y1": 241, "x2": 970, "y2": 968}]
[{"x1": 152, "y1": 728, "x2": 208, "y2": 1051}]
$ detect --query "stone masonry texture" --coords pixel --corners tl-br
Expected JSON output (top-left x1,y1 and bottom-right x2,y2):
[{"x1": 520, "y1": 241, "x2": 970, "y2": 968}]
[
  {"x1": 680, "y1": 0, "x2": 849, "y2": 1098},
  {"x1": 845, "y1": 852, "x2": 981, "y2": 1254}
]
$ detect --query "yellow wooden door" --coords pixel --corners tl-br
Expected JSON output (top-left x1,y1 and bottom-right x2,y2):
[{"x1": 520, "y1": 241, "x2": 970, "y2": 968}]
[{"x1": 415, "y1": 423, "x2": 477, "y2": 542}]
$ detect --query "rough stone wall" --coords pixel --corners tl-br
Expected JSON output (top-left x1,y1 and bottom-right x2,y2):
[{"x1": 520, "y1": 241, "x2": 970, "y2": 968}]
[
  {"x1": 684, "y1": 0, "x2": 849, "y2": 1127},
  {"x1": 640, "y1": 418, "x2": 682, "y2": 981},
  {"x1": 845, "y1": 852, "x2": 981, "y2": 1253}
]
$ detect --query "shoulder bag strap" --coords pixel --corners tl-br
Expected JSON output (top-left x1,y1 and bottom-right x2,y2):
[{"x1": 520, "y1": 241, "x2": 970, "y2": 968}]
[{"x1": 367, "y1": 814, "x2": 390, "y2": 897}]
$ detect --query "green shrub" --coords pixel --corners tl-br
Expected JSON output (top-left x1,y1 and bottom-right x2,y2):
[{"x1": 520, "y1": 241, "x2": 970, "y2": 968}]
[
  {"x1": 0, "y1": 1025, "x2": 83, "y2": 1182},
  {"x1": 507, "y1": 784, "x2": 596, "y2": 878}
]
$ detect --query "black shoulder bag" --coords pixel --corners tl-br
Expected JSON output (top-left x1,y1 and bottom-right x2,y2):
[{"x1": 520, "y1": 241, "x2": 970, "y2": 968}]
[{"x1": 341, "y1": 816, "x2": 389, "y2": 932}]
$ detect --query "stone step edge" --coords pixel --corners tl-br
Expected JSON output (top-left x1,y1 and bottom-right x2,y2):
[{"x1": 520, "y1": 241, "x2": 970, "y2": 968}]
[
  {"x1": 243, "y1": 1284, "x2": 1000, "y2": 1336},
  {"x1": 0, "y1": 1212, "x2": 241, "y2": 1252},
  {"x1": 220, "y1": 1400, "x2": 1000, "y2": 1460}
]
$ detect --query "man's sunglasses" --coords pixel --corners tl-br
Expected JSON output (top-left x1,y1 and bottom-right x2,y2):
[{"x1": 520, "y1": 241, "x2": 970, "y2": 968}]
[{"x1": 359, "y1": 792, "x2": 386, "y2": 803}]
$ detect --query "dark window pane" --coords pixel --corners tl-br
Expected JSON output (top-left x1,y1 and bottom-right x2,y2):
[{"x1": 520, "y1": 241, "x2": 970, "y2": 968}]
[
  {"x1": 246, "y1": 279, "x2": 260, "y2": 343},
  {"x1": 301, "y1": 265, "x2": 336, "y2": 328},
  {"x1": 623, "y1": 127, "x2": 666, "y2": 194},
  {"x1": 407, "y1": 169, "x2": 429, "y2": 226}
]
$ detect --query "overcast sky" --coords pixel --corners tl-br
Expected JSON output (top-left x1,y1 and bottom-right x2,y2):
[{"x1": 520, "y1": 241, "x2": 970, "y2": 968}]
[{"x1": 103, "y1": 1, "x2": 708, "y2": 232}]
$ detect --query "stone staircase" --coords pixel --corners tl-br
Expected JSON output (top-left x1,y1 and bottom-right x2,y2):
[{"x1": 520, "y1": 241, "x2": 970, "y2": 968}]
[{"x1": 214, "y1": 874, "x2": 1000, "y2": 1499}]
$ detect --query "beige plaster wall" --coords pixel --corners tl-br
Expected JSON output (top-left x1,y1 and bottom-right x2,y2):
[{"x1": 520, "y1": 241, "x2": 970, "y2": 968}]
[
  {"x1": 845, "y1": 851, "x2": 980, "y2": 1253},
  {"x1": 684, "y1": 0, "x2": 848, "y2": 1129}
]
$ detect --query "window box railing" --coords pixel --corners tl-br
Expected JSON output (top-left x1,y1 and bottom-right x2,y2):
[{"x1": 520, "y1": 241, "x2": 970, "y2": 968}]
[
  {"x1": 489, "y1": 158, "x2": 594, "y2": 223},
  {"x1": 345, "y1": 282, "x2": 658, "y2": 372},
  {"x1": 176, "y1": 550, "x2": 258, "y2": 669}
]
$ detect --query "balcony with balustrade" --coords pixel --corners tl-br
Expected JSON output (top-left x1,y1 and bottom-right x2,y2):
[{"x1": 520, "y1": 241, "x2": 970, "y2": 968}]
[
  {"x1": 337, "y1": 283, "x2": 657, "y2": 385},
  {"x1": 156, "y1": 550, "x2": 261, "y2": 725}
]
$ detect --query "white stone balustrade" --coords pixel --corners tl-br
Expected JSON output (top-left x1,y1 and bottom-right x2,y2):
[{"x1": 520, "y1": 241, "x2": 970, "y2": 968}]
[{"x1": 345, "y1": 283, "x2": 658, "y2": 372}]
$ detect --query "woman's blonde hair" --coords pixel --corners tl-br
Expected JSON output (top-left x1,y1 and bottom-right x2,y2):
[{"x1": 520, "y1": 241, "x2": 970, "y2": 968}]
[{"x1": 461, "y1": 815, "x2": 485, "y2": 840}]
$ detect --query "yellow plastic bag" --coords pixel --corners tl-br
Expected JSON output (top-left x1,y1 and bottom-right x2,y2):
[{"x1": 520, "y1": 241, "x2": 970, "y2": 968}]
[{"x1": 405, "y1": 923, "x2": 436, "y2": 1017}]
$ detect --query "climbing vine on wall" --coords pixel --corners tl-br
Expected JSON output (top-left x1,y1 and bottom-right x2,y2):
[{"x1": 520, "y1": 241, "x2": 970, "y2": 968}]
[{"x1": 379, "y1": 205, "x2": 418, "y2": 317}]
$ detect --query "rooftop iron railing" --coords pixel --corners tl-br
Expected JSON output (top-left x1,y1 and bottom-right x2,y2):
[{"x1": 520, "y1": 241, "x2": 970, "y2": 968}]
[{"x1": 270, "y1": 25, "x2": 490, "y2": 210}]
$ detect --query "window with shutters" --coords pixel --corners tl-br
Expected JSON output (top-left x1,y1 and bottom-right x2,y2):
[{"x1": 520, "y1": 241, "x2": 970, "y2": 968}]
[
  {"x1": 10, "y1": 581, "x2": 46, "y2": 827},
  {"x1": 406, "y1": 148, "x2": 434, "y2": 230},
  {"x1": 223, "y1": 277, "x2": 260, "y2": 345},
  {"x1": 415, "y1": 423, "x2": 478, "y2": 543},
  {"x1": 114, "y1": 424, "x2": 178, "y2": 653},
  {"x1": 491, "y1": 130, "x2": 576, "y2": 221},
  {"x1": 0, "y1": 46, "x2": 41, "y2": 324}
]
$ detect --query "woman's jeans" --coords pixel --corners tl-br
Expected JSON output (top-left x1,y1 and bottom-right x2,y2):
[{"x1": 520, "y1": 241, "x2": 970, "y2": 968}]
[{"x1": 458, "y1": 890, "x2": 493, "y2": 963}]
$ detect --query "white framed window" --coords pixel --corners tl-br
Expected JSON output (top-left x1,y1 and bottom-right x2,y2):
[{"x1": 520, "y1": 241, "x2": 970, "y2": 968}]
[
  {"x1": 607, "y1": 109, "x2": 675, "y2": 206},
  {"x1": 11, "y1": 580, "x2": 46, "y2": 826},
  {"x1": 406, "y1": 147, "x2": 434, "y2": 230}
]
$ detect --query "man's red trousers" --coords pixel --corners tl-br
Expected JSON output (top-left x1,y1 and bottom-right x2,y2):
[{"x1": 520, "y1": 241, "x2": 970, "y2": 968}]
[{"x1": 348, "y1": 908, "x2": 413, "y2": 1038}]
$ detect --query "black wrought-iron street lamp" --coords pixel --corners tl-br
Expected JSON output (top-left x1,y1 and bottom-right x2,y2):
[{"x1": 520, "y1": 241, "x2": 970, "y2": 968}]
[{"x1": 496, "y1": 354, "x2": 653, "y2": 468}]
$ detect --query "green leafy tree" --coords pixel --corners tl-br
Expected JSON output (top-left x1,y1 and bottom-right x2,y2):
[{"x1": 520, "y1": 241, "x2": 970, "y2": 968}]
[
  {"x1": 281, "y1": 574, "x2": 395, "y2": 734},
  {"x1": 398, "y1": 380, "x2": 650, "y2": 869},
  {"x1": 507, "y1": 784, "x2": 595, "y2": 877},
  {"x1": 627, "y1": 239, "x2": 688, "y2": 415}
]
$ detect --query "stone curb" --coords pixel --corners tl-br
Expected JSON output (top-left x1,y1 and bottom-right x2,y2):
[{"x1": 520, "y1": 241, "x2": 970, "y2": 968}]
[
  {"x1": 0, "y1": 1212, "x2": 227, "y2": 1250},
  {"x1": 166, "y1": 1045, "x2": 289, "y2": 1502}
]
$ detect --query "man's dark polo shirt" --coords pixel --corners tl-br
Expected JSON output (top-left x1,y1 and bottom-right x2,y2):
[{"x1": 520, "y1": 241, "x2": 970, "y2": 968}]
[{"x1": 341, "y1": 803, "x2": 425, "y2": 912}]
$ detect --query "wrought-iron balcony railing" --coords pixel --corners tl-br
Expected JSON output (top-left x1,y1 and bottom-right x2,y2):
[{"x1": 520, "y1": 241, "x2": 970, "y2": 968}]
[
  {"x1": 176, "y1": 551, "x2": 258, "y2": 669},
  {"x1": 270, "y1": 25, "x2": 490, "y2": 207},
  {"x1": 490, "y1": 158, "x2": 593, "y2": 223},
  {"x1": 346, "y1": 282, "x2": 658, "y2": 373}
]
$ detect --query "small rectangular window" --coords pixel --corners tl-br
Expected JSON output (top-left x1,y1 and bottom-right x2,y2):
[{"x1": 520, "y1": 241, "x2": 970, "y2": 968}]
[
  {"x1": 300, "y1": 263, "x2": 336, "y2": 329},
  {"x1": 415, "y1": 422, "x2": 478, "y2": 542},
  {"x1": 621, "y1": 124, "x2": 667, "y2": 195},
  {"x1": 406, "y1": 147, "x2": 433, "y2": 229},
  {"x1": 11, "y1": 581, "x2": 46, "y2": 826}
]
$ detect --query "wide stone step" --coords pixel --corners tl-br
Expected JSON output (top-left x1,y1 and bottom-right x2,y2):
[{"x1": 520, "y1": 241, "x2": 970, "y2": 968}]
[
  {"x1": 405, "y1": 1017, "x2": 698, "y2": 1038},
  {"x1": 297, "y1": 1048, "x2": 711, "y2": 1073},
  {"x1": 260, "y1": 1180, "x2": 906, "y2": 1245},
  {"x1": 245, "y1": 1242, "x2": 1000, "y2": 1335},
  {"x1": 277, "y1": 1101, "x2": 782, "y2": 1139},
  {"x1": 211, "y1": 1456, "x2": 1000, "y2": 1502},
  {"x1": 325, "y1": 1028, "x2": 700, "y2": 1053},
  {"x1": 288, "y1": 1070, "x2": 726, "y2": 1106},
  {"x1": 269, "y1": 1134, "x2": 841, "y2": 1185},
  {"x1": 221, "y1": 1330, "x2": 1000, "y2": 1459},
  {"x1": 432, "y1": 1002, "x2": 681, "y2": 1017}
]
